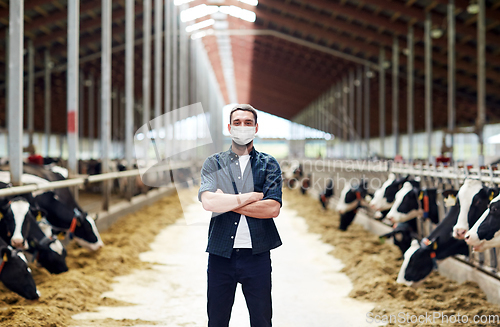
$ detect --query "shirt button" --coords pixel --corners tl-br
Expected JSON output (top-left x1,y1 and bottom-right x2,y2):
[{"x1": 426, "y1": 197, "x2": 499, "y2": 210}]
[
  {"x1": 236, "y1": 162, "x2": 238, "y2": 165},
  {"x1": 235, "y1": 222, "x2": 238, "y2": 225},
  {"x1": 239, "y1": 192, "x2": 241, "y2": 194},
  {"x1": 231, "y1": 236, "x2": 234, "y2": 239},
  {"x1": 238, "y1": 176, "x2": 241, "y2": 179}
]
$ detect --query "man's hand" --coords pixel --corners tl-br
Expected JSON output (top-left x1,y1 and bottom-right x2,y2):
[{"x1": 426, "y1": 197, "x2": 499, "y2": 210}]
[
  {"x1": 216, "y1": 189, "x2": 224, "y2": 194},
  {"x1": 250, "y1": 192, "x2": 264, "y2": 202}
]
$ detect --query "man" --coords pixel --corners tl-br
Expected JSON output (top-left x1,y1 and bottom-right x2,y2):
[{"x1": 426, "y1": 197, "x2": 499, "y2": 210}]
[{"x1": 199, "y1": 104, "x2": 282, "y2": 327}]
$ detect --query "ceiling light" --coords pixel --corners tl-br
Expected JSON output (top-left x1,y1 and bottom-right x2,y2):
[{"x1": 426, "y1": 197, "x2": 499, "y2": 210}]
[
  {"x1": 219, "y1": 5, "x2": 256, "y2": 22},
  {"x1": 186, "y1": 19, "x2": 215, "y2": 32},
  {"x1": 174, "y1": 0, "x2": 195, "y2": 5},
  {"x1": 366, "y1": 71, "x2": 374, "y2": 78},
  {"x1": 383, "y1": 61, "x2": 391, "y2": 69},
  {"x1": 180, "y1": 4, "x2": 219, "y2": 22},
  {"x1": 354, "y1": 79, "x2": 360, "y2": 86},
  {"x1": 430, "y1": 28, "x2": 443, "y2": 39},
  {"x1": 238, "y1": 0, "x2": 258, "y2": 6},
  {"x1": 467, "y1": 2, "x2": 479, "y2": 14},
  {"x1": 402, "y1": 48, "x2": 410, "y2": 56}
]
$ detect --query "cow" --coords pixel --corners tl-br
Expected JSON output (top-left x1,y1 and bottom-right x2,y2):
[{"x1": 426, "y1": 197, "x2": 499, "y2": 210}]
[
  {"x1": 0, "y1": 196, "x2": 33, "y2": 249},
  {"x1": 0, "y1": 236, "x2": 40, "y2": 300},
  {"x1": 451, "y1": 178, "x2": 497, "y2": 239},
  {"x1": 397, "y1": 203, "x2": 469, "y2": 287},
  {"x1": 379, "y1": 220, "x2": 419, "y2": 259},
  {"x1": 465, "y1": 194, "x2": 500, "y2": 252},
  {"x1": 336, "y1": 180, "x2": 370, "y2": 231},
  {"x1": 370, "y1": 173, "x2": 408, "y2": 218},
  {"x1": 1, "y1": 167, "x2": 104, "y2": 251},
  {"x1": 396, "y1": 179, "x2": 493, "y2": 286},
  {"x1": 319, "y1": 179, "x2": 334, "y2": 209},
  {"x1": 25, "y1": 214, "x2": 68, "y2": 274},
  {"x1": 34, "y1": 191, "x2": 103, "y2": 251},
  {"x1": 386, "y1": 181, "x2": 439, "y2": 224},
  {"x1": 300, "y1": 173, "x2": 311, "y2": 195}
]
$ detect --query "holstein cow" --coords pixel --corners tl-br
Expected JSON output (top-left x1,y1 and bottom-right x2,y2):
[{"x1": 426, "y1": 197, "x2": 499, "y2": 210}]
[
  {"x1": 379, "y1": 220, "x2": 419, "y2": 259},
  {"x1": 300, "y1": 173, "x2": 311, "y2": 195},
  {"x1": 386, "y1": 181, "x2": 439, "y2": 224},
  {"x1": 319, "y1": 179, "x2": 334, "y2": 209},
  {"x1": 0, "y1": 168, "x2": 104, "y2": 251},
  {"x1": 397, "y1": 204, "x2": 469, "y2": 287},
  {"x1": 0, "y1": 183, "x2": 68, "y2": 274},
  {"x1": 396, "y1": 179, "x2": 494, "y2": 286},
  {"x1": 451, "y1": 178, "x2": 497, "y2": 239},
  {"x1": 465, "y1": 194, "x2": 500, "y2": 252},
  {"x1": 0, "y1": 236, "x2": 39, "y2": 300},
  {"x1": 336, "y1": 180, "x2": 370, "y2": 231},
  {"x1": 34, "y1": 191, "x2": 103, "y2": 251},
  {"x1": 370, "y1": 173, "x2": 408, "y2": 220}
]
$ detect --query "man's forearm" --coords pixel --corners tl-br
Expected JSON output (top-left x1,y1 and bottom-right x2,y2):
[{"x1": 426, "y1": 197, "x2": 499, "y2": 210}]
[
  {"x1": 201, "y1": 191, "x2": 261, "y2": 213},
  {"x1": 233, "y1": 199, "x2": 280, "y2": 219}
]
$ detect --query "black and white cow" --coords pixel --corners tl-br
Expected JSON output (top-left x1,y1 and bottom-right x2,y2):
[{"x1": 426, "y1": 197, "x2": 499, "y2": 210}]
[
  {"x1": 379, "y1": 219, "x2": 419, "y2": 258},
  {"x1": 0, "y1": 196, "x2": 33, "y2": 249},
  {"x1": 25, "y1": 215, "x2": 68, "y2": 274},
  {"x1": 397, "y1": 203, "x2": 469, "y2": 287},
  {"x1": 336, "y1": 180, "x2": 370, "y2": 231},
  {"x1": 34, "y1": 191, "x2": 103, "y2": 251},
  {"x1": 465, "y1": 193, "x2": 500, "y2": 252},
  {"x1": 370, "y1": 173, "x2": 408, "y2": 219},
  {"x1": 319, "y1": 179, "x2": 334, "y2": 209},
  {"x1": 451, "y1": 178, "x2": 497, "y2": 239},
  {"x1": 386, "y1": 181, "x2": 440, "y2": 224},
  {"x1": 0, "y1": 236, "x2": 39, "y2": 300},
  {"x1": 300, "y1": 173, "x2": 311, "y2": 195}
]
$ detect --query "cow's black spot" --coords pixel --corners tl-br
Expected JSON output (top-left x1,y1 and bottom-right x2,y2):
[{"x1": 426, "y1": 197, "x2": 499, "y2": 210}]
[{"x1": 477, "y1": 201, "x2": 500, "y2": 241}]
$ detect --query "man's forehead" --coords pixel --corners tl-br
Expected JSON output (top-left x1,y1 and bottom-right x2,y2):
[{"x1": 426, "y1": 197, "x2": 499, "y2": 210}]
[{"x1": 231, "y1": 111, "x2": 254, "y2": 120}]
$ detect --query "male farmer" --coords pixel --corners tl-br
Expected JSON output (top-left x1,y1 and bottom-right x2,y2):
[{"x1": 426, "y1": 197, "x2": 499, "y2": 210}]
[{"x1": 199, "y1": 104, "x2": 282, "y2": 327}]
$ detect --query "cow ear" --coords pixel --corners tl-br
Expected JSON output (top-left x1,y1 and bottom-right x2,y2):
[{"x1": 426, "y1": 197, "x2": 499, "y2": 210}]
[
  {"x1": 0, "y1": 248, "x2": 11, "y2": 262},
  {"x1": 442, "y1": 189, "x2": 458, "y2": 198}
]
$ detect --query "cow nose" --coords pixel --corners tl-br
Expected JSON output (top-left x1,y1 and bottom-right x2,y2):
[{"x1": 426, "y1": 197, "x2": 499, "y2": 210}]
[
  {"x1": 464, "y1": 234, "x2": 470, "y2": 241},
  {"x1": 11, "y1": 238, "x2": 24, "y2": 248},
  {"x1": 456, "y1": 230, "x2": 466, "y2": 239}
]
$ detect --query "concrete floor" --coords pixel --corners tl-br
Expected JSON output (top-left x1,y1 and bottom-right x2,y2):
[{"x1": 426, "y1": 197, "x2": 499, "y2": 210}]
[{"x1": 72, "y1": 194, "x2": 376, "y2": 327}]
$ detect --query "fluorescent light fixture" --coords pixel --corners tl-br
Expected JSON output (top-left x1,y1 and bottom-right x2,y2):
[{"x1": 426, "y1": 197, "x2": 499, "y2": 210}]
[
  {"x1": 186, "y1": 19, "x2": 215, "y2": 32},
  {"x1": 430, "y1": 28, "x2": 443, "y2": 39},
  {"x1": 238, "y1": 0, "x2": 258, "y2": 6},
  {"x1": 174, "y1": 0, "x2": 195, "y2": 5},
  {"x1": 219, "y1": 5, "x2": 256, "y2": 22},
  {"x1": 180, "y1": 4, "x2": 219, "y2": 22},
  {"x1": 191, "y1": 31, "x2": 207, "y2": 40},
  {"x1": 467, "y1": 3, "x2": 479, "y2": 14}
]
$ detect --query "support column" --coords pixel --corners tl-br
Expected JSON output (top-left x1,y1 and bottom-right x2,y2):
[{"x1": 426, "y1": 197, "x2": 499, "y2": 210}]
[
  {"x1": 379, "y1": 47, "x2": 386, "y2": 157},
  {"x1": 392, "y1": 36, "x2": 399, "y2": 158},
  {"x1": 28, "y1": 39, "x2": 35, "y2": 146},
  {"x1": 164, "y1": 0, "x2": 172, "y2": 162},
  {"x1": 8, "y1": 1, "x2": 24, "y2": 186},
  {"x1": 407, "y1": 26, "x2": 415, "y2": 162},
  {"x1": 126, "y1": 0, "x2": 135, "y2": 200},
  {"x1": 154, "y1": 0, "x2": 163, "y2": 120},
  {"x1": 477, "y1": 0, "x2": 486, "y2": 166},
  {"x1": 143, "y1": 0, "x2": 152, "y2": 128},
  {"x1": 172, "y1": 3, "x2": 179, "y2": 157},
  {"x1": 44, "y1": 49, "x2": 52, "y2": 157},
  {"x1": 349, "y1": 69, "x2": 355, "y2": 157},
  {"x1": 88, "y1": 73, "x2": 95, "y2": 157},
  {"x1": 356, "y1": 66, "x2": 362, "y2": 158},
  {"x1": 67, "y1": 0, "x2": 80, "y2": 180},
  {"x1": 425, "y1": 12, "x2": 433, "y2": 163},
  {"x1": 448, "y1": 0, "x2": 456, "y2": 160},
  {"x1": 101, "y1": 0, "x2": 112, "y2": 210},
  {"x1": 364, "y1": 64, "x2": 370, "y2": 155}
]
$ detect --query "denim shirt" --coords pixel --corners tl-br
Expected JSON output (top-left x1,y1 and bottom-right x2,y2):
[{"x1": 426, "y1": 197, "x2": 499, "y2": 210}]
[{"x1": 198, "y1": 146, "x2": 283, "y2": 258}]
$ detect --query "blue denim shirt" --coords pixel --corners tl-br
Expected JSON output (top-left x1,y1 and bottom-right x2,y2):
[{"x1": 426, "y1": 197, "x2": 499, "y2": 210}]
[{"x1": 198, "y1": 146, "x2": 282, "y2": 258}]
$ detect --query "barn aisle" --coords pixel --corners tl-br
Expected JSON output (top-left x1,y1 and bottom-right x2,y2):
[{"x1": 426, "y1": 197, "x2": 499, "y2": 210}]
[{"x1": 72, "y1": 193, "x2": 375, "y2": 327}]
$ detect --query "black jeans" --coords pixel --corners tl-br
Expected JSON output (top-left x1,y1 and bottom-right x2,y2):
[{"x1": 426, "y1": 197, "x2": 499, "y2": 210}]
[{"x1": 207, "y1": 249, "x2": 272, "y2": 327}]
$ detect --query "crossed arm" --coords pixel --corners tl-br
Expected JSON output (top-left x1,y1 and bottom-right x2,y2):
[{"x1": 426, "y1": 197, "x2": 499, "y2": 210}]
[{"x1": 200, "y1": 189, "x2": 280, "y2": 219}]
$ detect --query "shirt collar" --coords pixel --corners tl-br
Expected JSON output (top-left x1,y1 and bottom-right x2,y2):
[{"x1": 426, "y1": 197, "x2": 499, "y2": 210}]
[{"x1": 228, "y1": 145, "x2": 257, "y2": 160}]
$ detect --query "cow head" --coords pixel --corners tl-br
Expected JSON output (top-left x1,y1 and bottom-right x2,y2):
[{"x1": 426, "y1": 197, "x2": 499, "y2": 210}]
[
  {"x1": 386, "y1": 182, "x2": 422, "y2": 223},
  {"x1": 336, "y1": 179, "x2": 368, "y2": 215},
  {"x1": 0, "y1": 198, "x2": 34, "y2": 249},
  {"x1": 370, "y1": 174, "x2": 408, "y2": 211},
  {"x1": 452, "y1": 179, "x2": 492, "y2": 239},
  {"x1": 465, "y1": 194, "x2": 500, "y2": 252},
  {"x1": 72, "y1": 210, "x2": 104, "y2": 251},
  {"x1": 29, "y1": 218, "x2": 68, "y2": 274},
  {"x1": 0, "y1": 245, "x2": 39, "y2": 300},
  {"x1": 397, "y1": 239, "x2": 437, "y2": 287}
]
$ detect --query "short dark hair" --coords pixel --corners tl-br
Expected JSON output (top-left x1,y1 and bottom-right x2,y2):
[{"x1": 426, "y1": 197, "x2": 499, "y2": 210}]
[{"x1": 230, "y1": 104, "x2": 258, "y2": 124}]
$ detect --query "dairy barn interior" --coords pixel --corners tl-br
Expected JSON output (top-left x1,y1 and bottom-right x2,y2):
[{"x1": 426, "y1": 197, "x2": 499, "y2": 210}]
[{"x1": 1, "y1": 0, "x2": 500, "y2": 326}]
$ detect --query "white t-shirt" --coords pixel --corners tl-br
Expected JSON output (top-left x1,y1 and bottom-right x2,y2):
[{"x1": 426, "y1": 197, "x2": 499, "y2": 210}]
[{"x1": 233, "y1": 154, "x2": 253, "y2": 248}]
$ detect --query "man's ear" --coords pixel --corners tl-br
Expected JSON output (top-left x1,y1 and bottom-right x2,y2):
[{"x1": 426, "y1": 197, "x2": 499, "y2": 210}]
[
  {"x1": 228, "y1": 124, "x2": 232, "y2": 133},
  {"x1": 255, "y1": 123, "x2": 259, "y2": 134}
]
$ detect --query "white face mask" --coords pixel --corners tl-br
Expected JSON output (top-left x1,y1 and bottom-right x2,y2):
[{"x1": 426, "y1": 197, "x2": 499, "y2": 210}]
[{"x1": 230, "y1": 125, "x2": 256, "y2": 145}]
